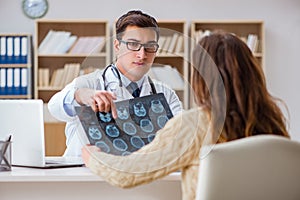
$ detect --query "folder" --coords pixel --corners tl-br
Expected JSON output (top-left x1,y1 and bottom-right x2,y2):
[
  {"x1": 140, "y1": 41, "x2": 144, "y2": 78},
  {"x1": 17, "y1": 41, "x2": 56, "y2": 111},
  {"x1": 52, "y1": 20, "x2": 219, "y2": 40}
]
[
  {"x1": 6, "y1": 37, "x2": 13, "y2": 64},
  {"x1": 21, "y1": 68, "x2": 28, "y2": 95},
  {"x1": 0, "y1": 36, "x2": 7, "y2": 64},
  {"x1": 21, "y1": 36, "x2": 28, "y2": 64},
  {"x1": 6, "y1": 68, "x2": 13, "y2": 95},
  {"x1": 0, "y1": 68, "x2": 6, "y2": 95},
  {"x1": 13, "y1": 68, "x2": 21, "y2": 95},
  {"x1": 14, "y1": 37, "x2": 21, "y2": 64}
]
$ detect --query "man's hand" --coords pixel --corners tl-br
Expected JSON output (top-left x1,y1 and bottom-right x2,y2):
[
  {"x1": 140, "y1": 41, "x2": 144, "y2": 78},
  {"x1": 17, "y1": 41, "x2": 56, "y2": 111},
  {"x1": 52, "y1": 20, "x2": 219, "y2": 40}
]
[{"x1": 74, "y1": 88, "x2": 117, "y2": 118}]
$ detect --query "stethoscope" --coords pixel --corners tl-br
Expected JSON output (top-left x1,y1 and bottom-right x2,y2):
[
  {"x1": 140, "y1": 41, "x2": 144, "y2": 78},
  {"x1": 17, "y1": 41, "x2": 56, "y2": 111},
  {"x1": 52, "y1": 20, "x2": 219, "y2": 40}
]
[{"x1": 101, "y1": 64, "x2": 157, "y2": 95}]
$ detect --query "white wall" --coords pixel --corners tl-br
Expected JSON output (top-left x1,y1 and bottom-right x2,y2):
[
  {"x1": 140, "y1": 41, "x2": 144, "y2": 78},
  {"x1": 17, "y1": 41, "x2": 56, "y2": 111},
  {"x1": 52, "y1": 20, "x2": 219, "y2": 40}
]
[{"x1": 1, "y1": 0, "x2": 299, "y2": 140}]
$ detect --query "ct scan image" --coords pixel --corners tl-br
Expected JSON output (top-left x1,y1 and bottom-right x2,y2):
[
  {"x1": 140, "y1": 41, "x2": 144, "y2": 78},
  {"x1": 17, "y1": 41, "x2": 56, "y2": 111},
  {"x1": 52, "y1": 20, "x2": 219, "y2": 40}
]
[{"x1": 75, "y1": 93, "x2": 173, "y2": 156}]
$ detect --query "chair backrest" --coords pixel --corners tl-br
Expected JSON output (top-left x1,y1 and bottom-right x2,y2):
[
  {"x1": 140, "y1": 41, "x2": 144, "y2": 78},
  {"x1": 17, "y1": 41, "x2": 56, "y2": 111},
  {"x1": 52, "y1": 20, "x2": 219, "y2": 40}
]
[{"x1": 196, "y1": 135, "x2": 300, "y2": 200}]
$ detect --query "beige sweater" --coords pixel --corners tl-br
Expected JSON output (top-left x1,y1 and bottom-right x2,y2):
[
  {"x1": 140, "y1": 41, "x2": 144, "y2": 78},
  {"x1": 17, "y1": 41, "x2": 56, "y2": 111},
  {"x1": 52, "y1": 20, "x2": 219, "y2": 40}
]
[{"x1": 88, "y1": 107, "x2": 210, "y2": 200}]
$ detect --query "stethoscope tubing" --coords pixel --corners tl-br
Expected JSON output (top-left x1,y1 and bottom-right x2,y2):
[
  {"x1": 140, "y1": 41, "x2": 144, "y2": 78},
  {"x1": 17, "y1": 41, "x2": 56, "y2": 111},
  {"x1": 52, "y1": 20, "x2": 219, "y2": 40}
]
[{"x1": 102, "y1": 64, "x2": 157, "y2": 94}]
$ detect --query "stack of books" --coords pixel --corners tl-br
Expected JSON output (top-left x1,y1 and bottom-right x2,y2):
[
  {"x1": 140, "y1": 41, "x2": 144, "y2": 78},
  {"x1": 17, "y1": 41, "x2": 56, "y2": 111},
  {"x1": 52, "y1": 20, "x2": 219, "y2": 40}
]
[
  {"x1": 38, "y1": 30, "x2": 106, "y2": 55},
  {"x1": 38, "y1": 63, "x2": 80, "y2": 89},
  {"x1": 157, "y1": 33, "x2": 184, "y2": 55}
]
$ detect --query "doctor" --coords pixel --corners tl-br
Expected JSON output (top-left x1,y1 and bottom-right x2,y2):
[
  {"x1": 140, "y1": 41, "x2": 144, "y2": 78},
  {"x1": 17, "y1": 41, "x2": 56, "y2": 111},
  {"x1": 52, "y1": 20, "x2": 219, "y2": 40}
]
[{"x1": 48, "y1": 10, "x2": 183, "y2": 157}]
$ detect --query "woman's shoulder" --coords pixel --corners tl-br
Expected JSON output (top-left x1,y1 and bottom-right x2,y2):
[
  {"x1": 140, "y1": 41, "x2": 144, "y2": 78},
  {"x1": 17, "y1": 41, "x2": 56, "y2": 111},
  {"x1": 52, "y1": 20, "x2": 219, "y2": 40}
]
[
  {"x1": 180, "y1": 106, "x2": 207, "y2": 117},
  {"x1": 168, "y1": 107, "x2": 210, "y2": 128}
]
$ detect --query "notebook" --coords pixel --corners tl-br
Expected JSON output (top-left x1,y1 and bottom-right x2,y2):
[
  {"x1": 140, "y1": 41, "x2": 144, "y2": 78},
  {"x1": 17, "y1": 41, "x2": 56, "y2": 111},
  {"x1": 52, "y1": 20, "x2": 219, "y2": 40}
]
[
  {"x1": 75, "y1": 93, "x2": 174, "y2": 156},
  {"x1": 0, "y1": 99, "x2": 84, "y2": 168}
]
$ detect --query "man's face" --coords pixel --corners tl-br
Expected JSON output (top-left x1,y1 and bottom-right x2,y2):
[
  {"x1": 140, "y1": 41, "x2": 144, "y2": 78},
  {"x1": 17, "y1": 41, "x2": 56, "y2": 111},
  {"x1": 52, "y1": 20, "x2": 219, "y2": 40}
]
[{"x1": 114, "y1": 25, "x2": 157, "y2": 82}]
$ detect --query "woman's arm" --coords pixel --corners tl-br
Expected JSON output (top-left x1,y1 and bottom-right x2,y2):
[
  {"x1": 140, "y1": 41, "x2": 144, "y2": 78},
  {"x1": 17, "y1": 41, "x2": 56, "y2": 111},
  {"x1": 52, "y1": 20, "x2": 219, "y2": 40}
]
[{"x1": 83, "y1": 108, "x2": 209, "y2": 188}]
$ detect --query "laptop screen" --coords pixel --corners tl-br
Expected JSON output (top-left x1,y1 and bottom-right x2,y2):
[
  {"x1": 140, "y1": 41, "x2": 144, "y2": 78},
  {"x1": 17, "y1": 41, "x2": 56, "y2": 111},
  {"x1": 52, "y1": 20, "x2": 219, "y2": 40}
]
[{"x1": 0, "y1": 99, "x2": 46, "y2": 166}]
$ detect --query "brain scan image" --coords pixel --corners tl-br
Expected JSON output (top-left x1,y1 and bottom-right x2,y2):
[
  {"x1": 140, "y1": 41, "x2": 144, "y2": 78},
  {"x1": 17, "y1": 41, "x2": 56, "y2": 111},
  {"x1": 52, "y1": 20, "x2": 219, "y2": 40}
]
[
  {"x1": 151, "y1": 99, "x2": 164, "y2": 113},
  {"x1": 75, "y1": 93, "x2": 173, "y2": 156},
  {"x1": 133, "y1": 102, "x2": 146, "y2": 117},
  {"x1": 140, "y1": 119, "x2": 154, "y2": 133},
  {"x1": 95, "y1": 141, "x2": 110, "y2": 153},
  {"x1": 98, "y1": 112, "x2": 112, "y2": 122},
  {"x1": 123, "y1": 122, "x2": 137, "y2": 135},
  {"x1": 157, "y1": 115, "x2": 169, "y2": 128},
  {"x1": 117, "y1": 106, "x2": 129, "y2": 120},
  {"x1": 130, "y1": 136, "x2": 145, "y2": 149},
  {"x1": 88, "y1": 126, "x2": 102, "y2": 140},
  {"x1": 147, "y1": 133, "x2": 156, "y2": 143},
  {"x1": 106, "y1": 124, "x2": 120, "y2": 137},
  {"x1": 113, "y1": 138, "x2": 128, "y2": 152}
]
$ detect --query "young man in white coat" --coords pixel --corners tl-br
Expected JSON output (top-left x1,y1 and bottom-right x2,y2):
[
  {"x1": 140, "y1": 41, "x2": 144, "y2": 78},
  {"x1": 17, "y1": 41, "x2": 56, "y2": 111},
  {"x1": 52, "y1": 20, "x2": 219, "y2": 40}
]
[{"x1": 48, "y1": 10, "x2": 183, "y2": 157}]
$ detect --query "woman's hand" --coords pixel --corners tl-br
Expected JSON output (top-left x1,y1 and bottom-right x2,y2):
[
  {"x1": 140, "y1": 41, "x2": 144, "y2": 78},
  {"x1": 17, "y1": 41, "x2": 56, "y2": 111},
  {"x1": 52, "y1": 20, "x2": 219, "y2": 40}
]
[{"x1": 82, "y1": 145, "x2": 101, "y2": 167}]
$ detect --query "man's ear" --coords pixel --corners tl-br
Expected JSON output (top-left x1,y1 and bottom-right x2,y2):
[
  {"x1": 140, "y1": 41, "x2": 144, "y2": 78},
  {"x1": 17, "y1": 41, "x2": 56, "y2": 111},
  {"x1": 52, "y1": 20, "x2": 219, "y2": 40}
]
[{"x1": 114, "y1": 39, "x2": 120, "y2": 52}]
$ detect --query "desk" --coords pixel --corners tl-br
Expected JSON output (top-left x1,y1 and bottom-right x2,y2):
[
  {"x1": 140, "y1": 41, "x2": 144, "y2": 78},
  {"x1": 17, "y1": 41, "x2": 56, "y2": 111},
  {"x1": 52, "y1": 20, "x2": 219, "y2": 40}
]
[{"x1": 0, "y1": 167, "x2": 181, "y2": 200}]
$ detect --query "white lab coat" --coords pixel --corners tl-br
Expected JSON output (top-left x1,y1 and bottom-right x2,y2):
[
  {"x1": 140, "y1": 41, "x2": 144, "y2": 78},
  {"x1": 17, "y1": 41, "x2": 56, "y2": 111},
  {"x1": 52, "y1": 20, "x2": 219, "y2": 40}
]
[{"x1": 48, "y1": 67, "x2": 183, "y2": 157}]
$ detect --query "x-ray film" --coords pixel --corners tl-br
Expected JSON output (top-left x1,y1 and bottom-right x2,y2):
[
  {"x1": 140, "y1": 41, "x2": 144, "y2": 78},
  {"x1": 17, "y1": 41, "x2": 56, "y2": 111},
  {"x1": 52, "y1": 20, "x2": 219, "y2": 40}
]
[{"x1": 75, "y1": 93, "x2": 173, "y2": 156}]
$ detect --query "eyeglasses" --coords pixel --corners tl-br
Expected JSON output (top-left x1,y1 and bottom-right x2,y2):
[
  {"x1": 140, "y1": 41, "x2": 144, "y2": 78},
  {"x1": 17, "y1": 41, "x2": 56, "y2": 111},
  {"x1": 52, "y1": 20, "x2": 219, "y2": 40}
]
[{"x1": 119, "y1": 40, "x2": 159, "y2": 53}]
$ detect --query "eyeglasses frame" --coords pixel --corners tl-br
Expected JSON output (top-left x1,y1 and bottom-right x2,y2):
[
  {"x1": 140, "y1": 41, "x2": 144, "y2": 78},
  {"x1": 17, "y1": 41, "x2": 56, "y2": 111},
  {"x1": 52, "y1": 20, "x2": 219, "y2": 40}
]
[{"x1": 118, "y1": 40, "x2": 159, "y2": 53}]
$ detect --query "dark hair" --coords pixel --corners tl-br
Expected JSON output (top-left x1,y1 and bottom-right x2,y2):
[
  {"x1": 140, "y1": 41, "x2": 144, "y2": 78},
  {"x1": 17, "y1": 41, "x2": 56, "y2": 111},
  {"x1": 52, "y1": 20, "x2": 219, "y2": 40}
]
[
  {"x1": 192, "y1": 30, "x2": 289, "y2": 143},
  {"x1": 115, "y1": 10, "x2": 159, "y2": 41}
]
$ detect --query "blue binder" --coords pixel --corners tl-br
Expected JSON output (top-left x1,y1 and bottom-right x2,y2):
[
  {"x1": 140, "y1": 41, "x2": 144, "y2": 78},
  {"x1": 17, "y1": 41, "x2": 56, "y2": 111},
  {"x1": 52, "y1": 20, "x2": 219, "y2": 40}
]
[
  {"x1": 13, "y1": 68, "x2": 21, "y2": 95},
  {"x1": 0, "y1": 36, "x2": 7, "y2": 64},
  {"x1": 20, "y1": 36, "x2": 28, "y2": 64},
  {"x1": 20, "y1": 68, "x2": 28, "y2": 95},
  {"x1": 0, "y1": 68, "x2": 6, "y2": 95},
  {"x1": 6, "y1": 37, "x2": 14, "y2": 64}
]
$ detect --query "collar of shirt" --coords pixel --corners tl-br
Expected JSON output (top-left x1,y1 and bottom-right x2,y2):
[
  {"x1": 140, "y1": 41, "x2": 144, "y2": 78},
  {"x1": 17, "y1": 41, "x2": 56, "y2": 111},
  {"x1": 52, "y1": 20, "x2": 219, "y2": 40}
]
[{"x1": 112, "y1": 64, "x2": 146, "y2": 89}]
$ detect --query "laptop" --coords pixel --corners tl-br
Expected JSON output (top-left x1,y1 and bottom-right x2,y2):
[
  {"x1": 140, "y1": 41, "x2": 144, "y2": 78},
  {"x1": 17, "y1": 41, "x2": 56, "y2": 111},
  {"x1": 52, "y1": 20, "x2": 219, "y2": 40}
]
[{"x1": 0, "y1": 99, "x2": 84, "y2": 168}]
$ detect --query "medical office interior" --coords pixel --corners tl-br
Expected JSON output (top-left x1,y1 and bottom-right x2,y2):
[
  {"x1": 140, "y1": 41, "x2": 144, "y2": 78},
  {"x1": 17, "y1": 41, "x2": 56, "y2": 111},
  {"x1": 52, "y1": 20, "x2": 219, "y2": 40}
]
[{"x1": 0, "y1": 0, "x2": 300, "y2": 199}]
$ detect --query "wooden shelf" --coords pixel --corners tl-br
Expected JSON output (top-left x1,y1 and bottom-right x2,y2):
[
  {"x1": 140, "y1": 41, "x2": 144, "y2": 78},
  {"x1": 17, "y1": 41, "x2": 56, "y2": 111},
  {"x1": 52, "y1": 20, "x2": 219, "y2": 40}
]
[
  {"x1": 35, "y1": 20, "x2": 110, "y2": 156},
  {"x1": 156, "y1": 21, "x2": 189, "y2": 109},
  {"x1": 35, "y1": 19, "x2": 110, "y2": 103},
  {"x1": 191, "y1": 20, "x2": 265, "y2": 68}
]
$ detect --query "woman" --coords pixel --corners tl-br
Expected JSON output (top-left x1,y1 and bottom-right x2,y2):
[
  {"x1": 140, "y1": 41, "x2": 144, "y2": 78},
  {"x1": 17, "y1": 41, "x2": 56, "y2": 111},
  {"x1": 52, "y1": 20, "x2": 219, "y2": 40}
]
[{"x1": 82, "y1": 30, "x2": 289, "y2": 200}]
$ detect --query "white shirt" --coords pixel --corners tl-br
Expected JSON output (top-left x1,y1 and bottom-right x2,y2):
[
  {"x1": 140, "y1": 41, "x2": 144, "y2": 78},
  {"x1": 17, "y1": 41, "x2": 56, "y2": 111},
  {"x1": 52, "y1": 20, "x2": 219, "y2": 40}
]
[{"x1": 48, "y1": 65, "x2": 183, "y2": 157}]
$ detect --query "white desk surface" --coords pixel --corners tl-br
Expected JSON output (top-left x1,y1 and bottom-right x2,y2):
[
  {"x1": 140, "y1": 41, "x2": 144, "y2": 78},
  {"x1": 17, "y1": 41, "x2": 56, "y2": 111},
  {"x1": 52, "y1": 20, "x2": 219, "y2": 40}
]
[
  {"x1": 0, "y1": 167, "x2": 182, "y2": 200},
  {"x1": 0, "y1": 166, "x2": 181, "y2": 182}
]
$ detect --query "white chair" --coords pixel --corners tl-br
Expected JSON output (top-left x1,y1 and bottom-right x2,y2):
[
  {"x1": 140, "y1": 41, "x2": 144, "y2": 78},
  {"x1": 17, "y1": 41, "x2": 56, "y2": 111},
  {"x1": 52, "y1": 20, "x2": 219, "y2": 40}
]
[{"x1": 196, "y1": 135, "x2": 300, "y2": 200}]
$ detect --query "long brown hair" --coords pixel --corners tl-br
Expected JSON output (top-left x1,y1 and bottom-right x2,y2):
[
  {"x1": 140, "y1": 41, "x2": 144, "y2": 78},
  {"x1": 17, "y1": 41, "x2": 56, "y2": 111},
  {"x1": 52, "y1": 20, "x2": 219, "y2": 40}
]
[{"x1": 192, "y1": 30, "x2": 289, "y2": 143}]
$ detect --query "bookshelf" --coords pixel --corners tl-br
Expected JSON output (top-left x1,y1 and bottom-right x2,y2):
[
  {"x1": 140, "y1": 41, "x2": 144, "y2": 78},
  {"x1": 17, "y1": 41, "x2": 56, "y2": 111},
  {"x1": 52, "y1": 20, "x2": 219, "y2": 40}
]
[
  {"x1": 155, "y1": 21, "x2": 189, "y2": 109},
  {"x1": 35, "y1": 19, "x2": 110, "y2": 103},
  {"x1": 35, "y1": 19, "x2": 110, "y2": 156},
  {"x1": 0, "y1": 33, "x2": 33, "y2": 99},
  {"x1": 190, "y1": 20, "x2": 265, "y2": 106},
  {"x1": 191, "y1": 20, "x2": 265, "y2": 68}
]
